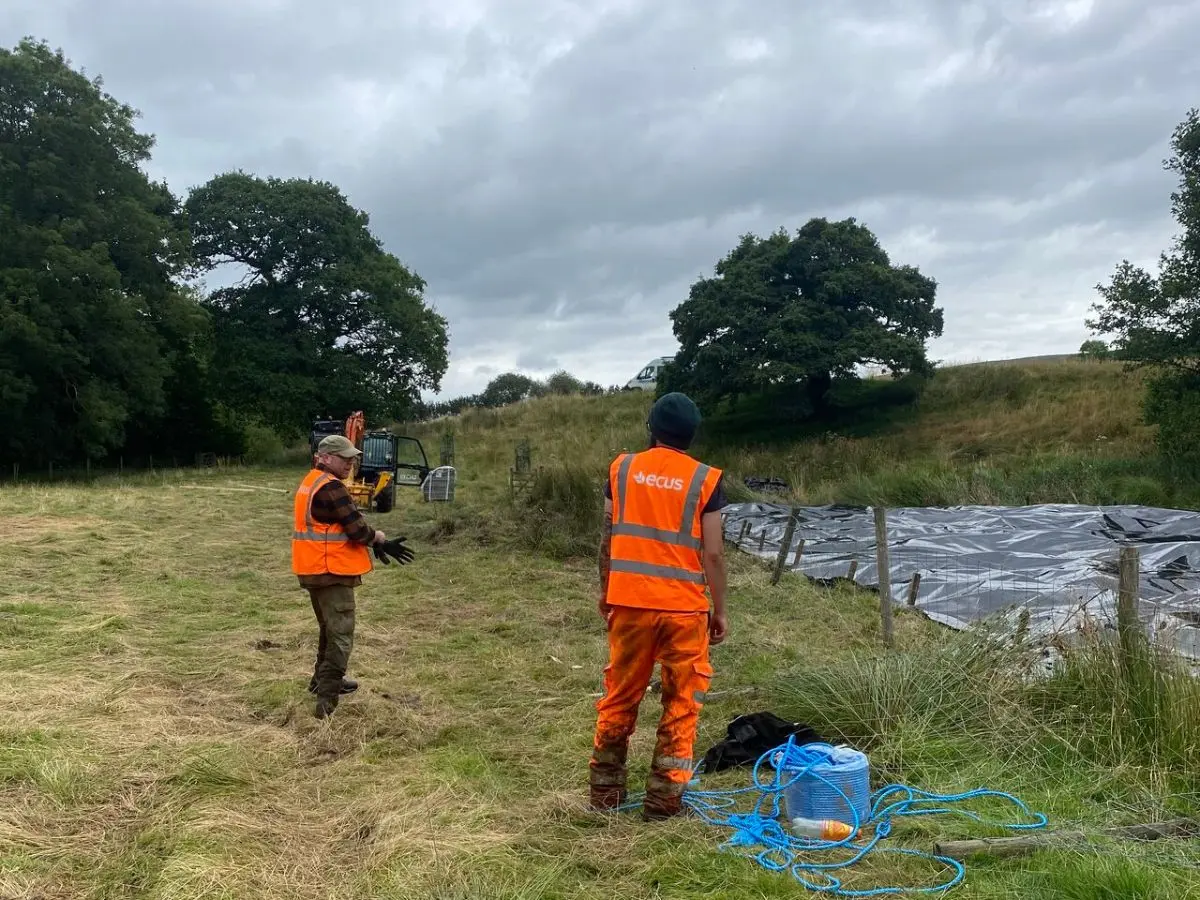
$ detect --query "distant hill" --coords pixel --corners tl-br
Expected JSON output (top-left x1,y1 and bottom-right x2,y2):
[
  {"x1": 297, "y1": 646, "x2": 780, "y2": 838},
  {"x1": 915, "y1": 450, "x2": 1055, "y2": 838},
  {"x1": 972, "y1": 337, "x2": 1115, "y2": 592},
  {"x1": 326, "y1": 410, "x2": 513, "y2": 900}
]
[{"x1": 407, "y1": 357, "x2": 1187, "y2": 509}]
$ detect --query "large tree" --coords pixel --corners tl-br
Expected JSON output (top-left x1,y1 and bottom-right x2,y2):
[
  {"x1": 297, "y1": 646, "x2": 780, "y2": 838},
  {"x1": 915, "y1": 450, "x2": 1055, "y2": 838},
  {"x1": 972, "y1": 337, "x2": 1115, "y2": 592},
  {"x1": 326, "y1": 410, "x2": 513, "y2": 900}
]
[
  {"x1": 1087, "y1": 108, "x2": 1200, "y2": 463},
  {"x1": 0, "y1": 38, "x2": 200, "y2": 464},
  {"x1": 664, "y1": 218, "x2": 943, "y2": 413},
  {"x1": 185, "y1": 172, "x2": 449, "y2": 436}
]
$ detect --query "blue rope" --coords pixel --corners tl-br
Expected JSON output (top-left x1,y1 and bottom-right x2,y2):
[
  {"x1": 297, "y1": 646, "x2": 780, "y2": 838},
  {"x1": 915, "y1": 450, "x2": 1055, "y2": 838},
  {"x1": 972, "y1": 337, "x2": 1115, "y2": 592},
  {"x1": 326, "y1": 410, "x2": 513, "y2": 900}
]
[{"x1": 618, "y1": 735, "x2": 1048, "y2": 896}]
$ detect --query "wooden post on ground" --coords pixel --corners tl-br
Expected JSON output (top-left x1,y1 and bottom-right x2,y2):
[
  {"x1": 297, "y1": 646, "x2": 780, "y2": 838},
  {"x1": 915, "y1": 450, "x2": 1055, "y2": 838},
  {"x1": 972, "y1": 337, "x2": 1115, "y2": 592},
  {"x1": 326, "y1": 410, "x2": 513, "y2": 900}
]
[
  {"x1": 758, "y1": 530, "x2": 767, "y2": 551},
  {"x1": 1118, "y1": 546, "x2": 1141, "y2": 669},
  {"x1": 874, "y1": 506, "x2": 894, "y2": 647},
  {"x1": 792, "y1": 539, "x2": 806, "y2": 566},
  {"x1": 906, "y1": 573, "x2": 921, "y2": 606},
  {"x1": 739, "y1": 521, "x2": 751, "y2": 542},
  {"x1": 847, "y1": 560, "x2": 858, "y2": 581},
  {"x1": 771, "y1": 507, "x2": 799, "y2": 585},
  {"x1": 935, "y1": 818, "x2": 1198, "y2": 860}
]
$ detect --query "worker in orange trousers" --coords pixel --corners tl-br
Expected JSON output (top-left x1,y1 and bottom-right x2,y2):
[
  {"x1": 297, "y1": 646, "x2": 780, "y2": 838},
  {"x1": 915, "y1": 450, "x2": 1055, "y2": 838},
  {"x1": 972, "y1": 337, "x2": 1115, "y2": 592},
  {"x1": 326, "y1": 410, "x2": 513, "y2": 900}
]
[{"x1": 590, "y1": 391, "x2": 729, "y2": 819}]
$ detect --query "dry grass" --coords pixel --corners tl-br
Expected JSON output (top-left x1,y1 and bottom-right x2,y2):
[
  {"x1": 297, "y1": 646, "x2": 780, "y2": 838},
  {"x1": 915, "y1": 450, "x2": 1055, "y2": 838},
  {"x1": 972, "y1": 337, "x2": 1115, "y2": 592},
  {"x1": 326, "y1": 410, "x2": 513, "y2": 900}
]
[
  {"x1": 411, "y1": 359, "x2": 1172, "y2": 510},
  {"x1": 3, "y1": 465, "x2": 930, "y2": 899},
  {"x1": 5, "y1": 360, "x2": 1199, "y2": 898}
]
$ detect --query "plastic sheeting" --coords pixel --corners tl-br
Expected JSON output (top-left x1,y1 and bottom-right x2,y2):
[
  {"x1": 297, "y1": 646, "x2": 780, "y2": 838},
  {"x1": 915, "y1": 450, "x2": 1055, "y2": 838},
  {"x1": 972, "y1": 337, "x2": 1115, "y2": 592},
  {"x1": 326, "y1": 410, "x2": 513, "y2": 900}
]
[{"x1": 722, "y1": 502, "x2": 1200, "y2": 661}]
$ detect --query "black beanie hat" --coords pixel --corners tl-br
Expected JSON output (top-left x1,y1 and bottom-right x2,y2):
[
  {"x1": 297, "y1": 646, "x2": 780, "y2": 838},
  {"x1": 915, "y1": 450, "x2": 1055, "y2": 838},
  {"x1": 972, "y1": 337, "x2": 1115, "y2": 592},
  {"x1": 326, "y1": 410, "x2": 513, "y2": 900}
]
[{"x1": 648, "y1": 392, "x2": 702, "y2": 449}]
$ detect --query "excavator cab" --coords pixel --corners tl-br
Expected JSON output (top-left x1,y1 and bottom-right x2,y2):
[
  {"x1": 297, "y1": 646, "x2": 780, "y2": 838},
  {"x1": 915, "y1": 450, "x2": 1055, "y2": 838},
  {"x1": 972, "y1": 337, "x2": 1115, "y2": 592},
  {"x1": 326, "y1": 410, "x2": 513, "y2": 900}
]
[{"x1": 309, "y1": 411, "x2": 430, "y2": 513}]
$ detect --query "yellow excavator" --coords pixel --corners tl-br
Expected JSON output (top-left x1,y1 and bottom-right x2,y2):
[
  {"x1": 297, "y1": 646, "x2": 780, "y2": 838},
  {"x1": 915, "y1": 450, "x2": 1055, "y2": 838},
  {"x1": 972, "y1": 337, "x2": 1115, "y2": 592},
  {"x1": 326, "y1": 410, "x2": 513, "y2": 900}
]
[{"x1": 309, "y1": 410, "x2": 430, "y2": 513}]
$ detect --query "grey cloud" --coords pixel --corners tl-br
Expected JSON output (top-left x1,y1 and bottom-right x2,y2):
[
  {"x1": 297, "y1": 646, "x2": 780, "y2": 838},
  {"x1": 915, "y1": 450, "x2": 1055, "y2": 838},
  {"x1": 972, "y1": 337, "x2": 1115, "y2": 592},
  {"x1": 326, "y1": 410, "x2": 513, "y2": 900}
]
[
  {"x1": 3, "y1": 0, "x2": 1198, "y2": 399},
  {"x1": 515, "y1": 350, "x2": 561, "y2": 372}
]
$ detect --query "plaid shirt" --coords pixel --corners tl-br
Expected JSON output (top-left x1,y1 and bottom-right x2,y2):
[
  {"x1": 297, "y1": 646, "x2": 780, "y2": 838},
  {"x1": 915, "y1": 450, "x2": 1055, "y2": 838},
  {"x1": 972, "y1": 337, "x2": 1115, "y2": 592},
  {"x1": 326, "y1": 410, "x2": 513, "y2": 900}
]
[{"x1": 297, "y1": 464, "x2": 376, "y2": 589}]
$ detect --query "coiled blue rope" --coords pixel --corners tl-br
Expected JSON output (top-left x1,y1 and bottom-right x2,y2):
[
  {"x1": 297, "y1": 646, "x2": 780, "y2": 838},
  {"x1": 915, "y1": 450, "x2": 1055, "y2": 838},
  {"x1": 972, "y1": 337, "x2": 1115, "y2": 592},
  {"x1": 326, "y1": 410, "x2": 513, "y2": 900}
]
[{"x1": 618, "y1": 735, "x2": 1048, "y2": 896}]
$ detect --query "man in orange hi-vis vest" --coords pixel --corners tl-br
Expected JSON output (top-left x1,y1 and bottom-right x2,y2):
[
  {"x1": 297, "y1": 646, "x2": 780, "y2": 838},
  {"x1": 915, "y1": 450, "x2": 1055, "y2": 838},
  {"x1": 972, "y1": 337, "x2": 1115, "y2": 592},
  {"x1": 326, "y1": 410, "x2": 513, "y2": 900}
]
[
  {"x1": 590, "y1": 391, "x2": 729, "y2": 819},
  {"x1": 292, "y1": 434, "x2": 413, "y2": 719}
]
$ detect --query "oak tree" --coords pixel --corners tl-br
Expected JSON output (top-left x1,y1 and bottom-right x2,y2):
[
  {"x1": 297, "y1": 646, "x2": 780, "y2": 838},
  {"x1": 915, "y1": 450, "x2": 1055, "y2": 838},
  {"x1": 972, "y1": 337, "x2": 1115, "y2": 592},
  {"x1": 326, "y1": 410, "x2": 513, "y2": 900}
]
[{"x1": 664, "y1": 218, "x2": 943, "y2": 415}]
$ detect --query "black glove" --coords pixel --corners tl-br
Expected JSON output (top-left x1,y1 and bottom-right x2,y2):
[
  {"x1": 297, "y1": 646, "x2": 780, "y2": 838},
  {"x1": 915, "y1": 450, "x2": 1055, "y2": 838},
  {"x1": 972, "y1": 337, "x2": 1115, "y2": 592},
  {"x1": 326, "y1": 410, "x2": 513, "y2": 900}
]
[{"x1": 373, "y1": 536, "x2": 416, "y2": 565}]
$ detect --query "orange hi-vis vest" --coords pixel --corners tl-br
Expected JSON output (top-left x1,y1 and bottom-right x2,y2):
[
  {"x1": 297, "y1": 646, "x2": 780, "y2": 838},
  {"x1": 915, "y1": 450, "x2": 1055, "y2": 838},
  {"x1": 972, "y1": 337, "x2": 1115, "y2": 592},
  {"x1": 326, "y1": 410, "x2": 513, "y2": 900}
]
[
  {"x1": 291, "y1": 468, "x2": 372, "y2": 577},
  {"x1": 606, "y1": 447, "x2": 722, "y2": 612}
]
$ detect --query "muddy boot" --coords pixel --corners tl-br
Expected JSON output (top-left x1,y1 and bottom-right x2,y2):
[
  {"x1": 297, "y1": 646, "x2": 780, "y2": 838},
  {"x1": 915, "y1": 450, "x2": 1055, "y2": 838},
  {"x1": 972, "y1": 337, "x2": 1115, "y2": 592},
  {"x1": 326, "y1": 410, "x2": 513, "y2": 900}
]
[
  {"x1": 588, "y1": 744, "x2": 629, "y2": 811},
  {"x1": 314, "y1": 694, "x2": 338, "y2": 719},
  {"x1": 642, "y1": 772, "x2": 687, "y2": 821},
  {"x1": 309, "y1": 677, "x2": 358, "y2": 695}
]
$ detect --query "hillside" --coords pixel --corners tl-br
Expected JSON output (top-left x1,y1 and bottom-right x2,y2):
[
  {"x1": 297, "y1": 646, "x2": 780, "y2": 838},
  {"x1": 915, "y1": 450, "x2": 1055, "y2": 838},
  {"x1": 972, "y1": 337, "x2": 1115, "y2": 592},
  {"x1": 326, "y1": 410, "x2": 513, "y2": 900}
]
[{"x1": 407, "y1": 358, "x2": 1177, "y2": 511}]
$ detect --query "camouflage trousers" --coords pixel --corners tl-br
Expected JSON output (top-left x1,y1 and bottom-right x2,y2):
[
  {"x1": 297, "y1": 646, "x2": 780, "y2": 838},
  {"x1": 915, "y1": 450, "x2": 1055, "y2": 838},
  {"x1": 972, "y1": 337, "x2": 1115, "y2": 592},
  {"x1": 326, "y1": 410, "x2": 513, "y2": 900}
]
[{"x1": 308, "y1": 584, "x2": 356, "y2": 701}]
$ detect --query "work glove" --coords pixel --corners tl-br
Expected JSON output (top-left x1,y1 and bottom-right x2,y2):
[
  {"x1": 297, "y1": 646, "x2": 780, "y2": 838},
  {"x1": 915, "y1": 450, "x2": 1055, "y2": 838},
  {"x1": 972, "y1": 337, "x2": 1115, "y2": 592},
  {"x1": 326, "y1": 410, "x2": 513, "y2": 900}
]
[{"x1": 373, "y1": 537, "x2": 416, "y2": 566}]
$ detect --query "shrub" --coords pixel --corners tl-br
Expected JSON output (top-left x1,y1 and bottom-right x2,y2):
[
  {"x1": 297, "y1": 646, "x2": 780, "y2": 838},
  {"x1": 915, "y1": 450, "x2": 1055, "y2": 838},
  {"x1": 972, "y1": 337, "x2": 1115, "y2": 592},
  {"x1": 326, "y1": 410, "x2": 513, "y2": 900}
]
[
  {"x1": 545, "y1": 370, "x2": 586, "y2": 395},
  {"x1": 241, "y1": 422, "x2": 288, "y2": 465},
  {"x1": 1143, "y1": 371, "x2": 1200, "y2": 468},
  {"x1": 509, "y1": 464, "x2": 603, "y2": 560}
]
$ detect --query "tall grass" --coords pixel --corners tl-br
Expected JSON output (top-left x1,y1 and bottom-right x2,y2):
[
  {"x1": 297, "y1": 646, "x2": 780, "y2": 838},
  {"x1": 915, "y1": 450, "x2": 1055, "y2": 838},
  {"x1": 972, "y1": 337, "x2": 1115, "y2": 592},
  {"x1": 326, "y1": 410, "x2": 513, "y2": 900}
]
[
  {"x1": 509, "y1": 464, "x2": 605, "y2": 560},
  {"x1": 769, "y1": 627, "x2": 1200, "y2": 816},
  {"x1": 408, "y1": 359, "x2": 1177, "y2": 509}
]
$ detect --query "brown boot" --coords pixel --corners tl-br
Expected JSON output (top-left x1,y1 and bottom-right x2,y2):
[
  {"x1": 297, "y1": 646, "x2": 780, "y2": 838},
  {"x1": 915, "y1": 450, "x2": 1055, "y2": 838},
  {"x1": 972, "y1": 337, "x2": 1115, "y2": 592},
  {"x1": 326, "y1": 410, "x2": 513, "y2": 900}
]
[
  {"x1": 642, "y1": 771, "x2": 687, "y2": 821},
  {"x1": 588, "y1": 744, "x2": 629, "y2": 811}
]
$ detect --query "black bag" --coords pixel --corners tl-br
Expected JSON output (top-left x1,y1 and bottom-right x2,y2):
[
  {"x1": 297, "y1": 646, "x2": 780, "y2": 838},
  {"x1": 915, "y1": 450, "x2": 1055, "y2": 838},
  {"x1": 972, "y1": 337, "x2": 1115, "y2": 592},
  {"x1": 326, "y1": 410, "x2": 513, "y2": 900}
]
[{"x1": 699, "y1": 712, "x2": 823, "y2": 773}]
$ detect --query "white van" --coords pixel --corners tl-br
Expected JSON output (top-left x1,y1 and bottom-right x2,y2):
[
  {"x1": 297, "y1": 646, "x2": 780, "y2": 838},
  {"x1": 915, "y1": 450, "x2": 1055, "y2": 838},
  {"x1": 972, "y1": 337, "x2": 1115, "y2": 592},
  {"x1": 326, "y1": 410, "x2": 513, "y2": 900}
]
[{"x1": 624, "y1": 356, "x2": 674, "y2": 392}]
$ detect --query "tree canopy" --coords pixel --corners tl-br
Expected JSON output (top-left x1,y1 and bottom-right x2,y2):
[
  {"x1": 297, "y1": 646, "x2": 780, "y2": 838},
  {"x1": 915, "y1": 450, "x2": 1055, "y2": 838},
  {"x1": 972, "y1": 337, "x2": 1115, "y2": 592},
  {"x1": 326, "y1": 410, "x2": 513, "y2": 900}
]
[
  {"x1": 1087, "y1": 108, "x2": 1200, "y2": 462},
  {"x1": 0, "y1": 37, "x2": 453, "y2": 468},
  {"x1": 0, "y1": 38, "x2": 200, "y2": 464},
  {"x1": 663, "y1": 218, "x2": 943, "y2": 414},
  {"x1": 186, "y1": 171, "x2": 449, "y2": 437}
]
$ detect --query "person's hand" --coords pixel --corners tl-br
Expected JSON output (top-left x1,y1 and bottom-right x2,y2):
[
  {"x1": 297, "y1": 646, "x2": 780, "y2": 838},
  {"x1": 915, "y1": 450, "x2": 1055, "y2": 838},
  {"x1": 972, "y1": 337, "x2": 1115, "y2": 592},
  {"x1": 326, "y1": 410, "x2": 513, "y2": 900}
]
[
  {"x1": 373, "y1": 537, "x2": 415, "y2": 565},
  {"x1": 709, "y1": 610, "x2": 728, "y2": 645},
  {"x1": 373, "y1": 530, "x2": 386, "y2": 545},
  {"x1": 598, "y1": 591, "x2": 612, "y2": 623}
]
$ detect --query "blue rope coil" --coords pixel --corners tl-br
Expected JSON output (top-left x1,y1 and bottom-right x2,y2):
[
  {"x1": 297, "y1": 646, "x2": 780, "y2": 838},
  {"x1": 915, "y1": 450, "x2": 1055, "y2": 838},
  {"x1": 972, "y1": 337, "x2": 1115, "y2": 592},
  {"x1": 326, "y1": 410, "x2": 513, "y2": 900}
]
[{"x1": 618, "y1": 735, "x2": 1048, "y2": 896}]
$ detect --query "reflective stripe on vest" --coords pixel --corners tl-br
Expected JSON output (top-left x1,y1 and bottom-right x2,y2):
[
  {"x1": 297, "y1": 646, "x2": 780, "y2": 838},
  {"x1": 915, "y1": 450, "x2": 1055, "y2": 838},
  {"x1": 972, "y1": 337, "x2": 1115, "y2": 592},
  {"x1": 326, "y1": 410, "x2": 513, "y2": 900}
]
[
  {"x1": 291, "y1": 469, "x2": 372, "y2": 577},
  {"x1": 606, "y1": 448, "x2": 721, "y2": 611}
]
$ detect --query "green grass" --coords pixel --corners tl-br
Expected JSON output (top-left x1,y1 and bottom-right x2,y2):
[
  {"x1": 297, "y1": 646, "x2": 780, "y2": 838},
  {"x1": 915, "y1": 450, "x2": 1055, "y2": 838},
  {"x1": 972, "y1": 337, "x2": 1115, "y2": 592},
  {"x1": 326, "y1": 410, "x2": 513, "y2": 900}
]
[
  {"x1": 3, "y1": 359, "x2": 1200, "y2": 897},
  {"x1": 408, "y1": 357, "x2": 1194, "y2": 509}
]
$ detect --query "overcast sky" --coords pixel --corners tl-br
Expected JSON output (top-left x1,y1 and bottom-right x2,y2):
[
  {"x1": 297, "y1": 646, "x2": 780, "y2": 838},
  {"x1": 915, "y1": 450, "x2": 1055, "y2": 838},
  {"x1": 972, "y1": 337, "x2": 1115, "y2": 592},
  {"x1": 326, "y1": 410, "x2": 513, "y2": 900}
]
[{"x1": 4, "y1": 1, "x2": 1198, "y2": 399}]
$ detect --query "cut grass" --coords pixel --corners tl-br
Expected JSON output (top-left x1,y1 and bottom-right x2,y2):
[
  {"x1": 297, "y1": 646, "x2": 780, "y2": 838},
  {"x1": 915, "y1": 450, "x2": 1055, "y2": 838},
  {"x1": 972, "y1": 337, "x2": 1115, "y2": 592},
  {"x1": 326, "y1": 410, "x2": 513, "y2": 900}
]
[
  {"x1": 5, "y1": 358, "x2": 1200, "y2": 897},
  {"x1": 4, "y1": 463, "x2": 1200, "y2": 898}
]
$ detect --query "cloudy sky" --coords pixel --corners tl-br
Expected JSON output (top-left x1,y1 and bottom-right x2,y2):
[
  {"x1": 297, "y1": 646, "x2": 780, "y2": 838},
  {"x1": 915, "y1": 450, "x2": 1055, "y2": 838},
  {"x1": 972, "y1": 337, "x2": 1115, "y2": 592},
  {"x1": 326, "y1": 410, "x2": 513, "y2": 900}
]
[{"x1": 4, "y1": 1, "x2": 1198, "y2": 399}]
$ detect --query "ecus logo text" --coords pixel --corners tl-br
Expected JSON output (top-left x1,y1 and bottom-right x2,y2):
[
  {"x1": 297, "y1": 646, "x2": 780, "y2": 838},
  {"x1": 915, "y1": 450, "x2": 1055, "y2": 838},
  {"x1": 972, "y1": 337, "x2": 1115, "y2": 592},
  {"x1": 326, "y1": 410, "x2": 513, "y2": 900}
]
[{"x1": 632, "y1": 472, "x2": 685, "y2": 491}]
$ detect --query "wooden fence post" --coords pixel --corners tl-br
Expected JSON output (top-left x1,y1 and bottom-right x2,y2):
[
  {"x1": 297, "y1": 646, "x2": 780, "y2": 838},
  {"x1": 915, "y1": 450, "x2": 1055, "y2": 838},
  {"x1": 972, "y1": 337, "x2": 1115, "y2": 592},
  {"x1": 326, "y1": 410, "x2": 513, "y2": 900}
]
[
  {"x1": 906, "y1": 573, "x2": 921, "y2": 606},
  {"x1": 771, "y1": 507, "x2": 799, "y2": 585},
  {"x1": 874, "y1": 506, "x2": 894, "y2": 648},
  {"x1": 1118, "y1": 546, "x2": 1141, "y2": 671}
]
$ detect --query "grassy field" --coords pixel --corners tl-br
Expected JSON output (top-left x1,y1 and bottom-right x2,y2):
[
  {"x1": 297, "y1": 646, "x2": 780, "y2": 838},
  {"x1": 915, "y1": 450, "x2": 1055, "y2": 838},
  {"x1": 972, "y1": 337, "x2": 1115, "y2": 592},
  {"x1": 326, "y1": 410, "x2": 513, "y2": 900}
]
[
  {"x1": 411, "y1": 357, "x2": 1180, "y2": 510},
  {"x1": 5, "y1": 359, "x2": 1200, "y2": 898}
]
